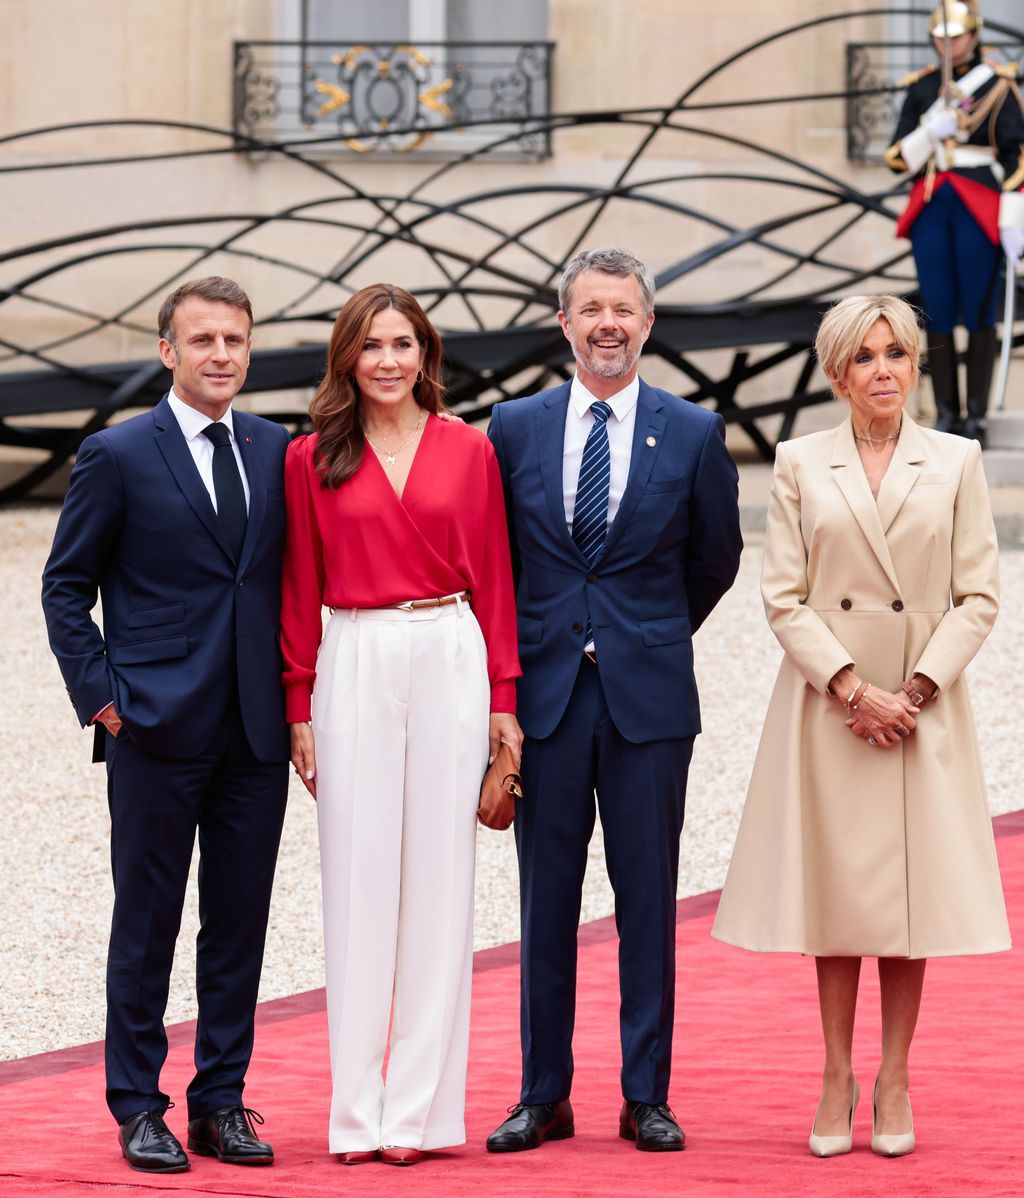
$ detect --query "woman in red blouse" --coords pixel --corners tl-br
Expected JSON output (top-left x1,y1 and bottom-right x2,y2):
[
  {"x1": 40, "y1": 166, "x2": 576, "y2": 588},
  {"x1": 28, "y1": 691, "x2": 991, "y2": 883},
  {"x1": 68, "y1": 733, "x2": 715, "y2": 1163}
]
[{"x1": 281, "y1": 284, "x2": 522, "y2": 1165}]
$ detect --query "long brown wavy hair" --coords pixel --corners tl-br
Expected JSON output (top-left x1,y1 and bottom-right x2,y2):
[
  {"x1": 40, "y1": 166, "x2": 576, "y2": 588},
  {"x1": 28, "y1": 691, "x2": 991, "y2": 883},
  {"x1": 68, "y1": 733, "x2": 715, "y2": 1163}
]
[{"x1": 309, "y1": 284, "x2": 448, "y2": 488}]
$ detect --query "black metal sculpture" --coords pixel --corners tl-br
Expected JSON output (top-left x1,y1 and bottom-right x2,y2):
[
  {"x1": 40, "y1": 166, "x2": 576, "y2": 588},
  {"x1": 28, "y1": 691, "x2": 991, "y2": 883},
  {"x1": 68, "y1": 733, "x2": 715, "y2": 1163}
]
[{"x1": 1, "y1": 7, "x2": 1021, "y2": 502}]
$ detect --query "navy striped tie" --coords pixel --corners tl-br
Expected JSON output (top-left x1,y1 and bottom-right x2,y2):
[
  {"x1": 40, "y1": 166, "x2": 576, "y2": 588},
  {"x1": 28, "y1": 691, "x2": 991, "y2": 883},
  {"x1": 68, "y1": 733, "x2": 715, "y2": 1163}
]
[
  {"x1": 572, "y1": 401, "x2": 612, "y2": 561},
  {"x1": 572, "y1": 401, "x2": 612, "y2": 646}
]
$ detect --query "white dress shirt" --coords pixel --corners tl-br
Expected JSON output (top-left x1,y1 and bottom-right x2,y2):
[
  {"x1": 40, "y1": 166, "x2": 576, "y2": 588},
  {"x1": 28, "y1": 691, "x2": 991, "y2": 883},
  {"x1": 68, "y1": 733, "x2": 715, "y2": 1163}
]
[
  {"x1": 562, "y1": 374, "x2": 639, "y2": 530},
  {"x1": 167, "y1": 389, "x2": 250, "y2": 513}
]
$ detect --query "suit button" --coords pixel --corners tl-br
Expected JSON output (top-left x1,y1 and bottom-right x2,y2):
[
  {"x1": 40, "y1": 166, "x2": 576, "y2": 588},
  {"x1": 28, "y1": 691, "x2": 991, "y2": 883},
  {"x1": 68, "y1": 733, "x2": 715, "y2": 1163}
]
[
  {"x1": 587, "y1": 572, "x2": 598, "y2": 583},
  {"x1": 892, "y1": 599, "x2": 904, "y2": 612},
  {"x1": 572, "y1": 622, "x2": 583, "y2": 634},
  {"x1": 841, "y1": 598, "x2": 852, "y2": 611}
]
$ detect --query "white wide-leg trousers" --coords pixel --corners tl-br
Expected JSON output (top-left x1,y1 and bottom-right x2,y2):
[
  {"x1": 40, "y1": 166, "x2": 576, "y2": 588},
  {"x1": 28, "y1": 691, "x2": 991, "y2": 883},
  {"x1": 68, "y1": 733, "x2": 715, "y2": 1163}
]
[{"x1": 312, "y1": 600, "x2": 490, "y2": 1153}]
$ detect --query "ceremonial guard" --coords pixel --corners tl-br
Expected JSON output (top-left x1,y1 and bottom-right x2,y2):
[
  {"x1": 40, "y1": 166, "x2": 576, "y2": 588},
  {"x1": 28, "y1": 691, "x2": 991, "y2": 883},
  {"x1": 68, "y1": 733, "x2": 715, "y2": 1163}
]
[{"x1": 885, "y1": 1, "x2": 1024, "y2": 444}]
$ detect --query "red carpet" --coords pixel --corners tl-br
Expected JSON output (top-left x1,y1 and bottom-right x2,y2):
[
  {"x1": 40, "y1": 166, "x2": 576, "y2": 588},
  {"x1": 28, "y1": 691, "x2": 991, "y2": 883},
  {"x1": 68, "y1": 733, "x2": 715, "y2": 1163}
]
[{"x1": 3, "y1": 811, "x2": 1023, "y2": 1198}]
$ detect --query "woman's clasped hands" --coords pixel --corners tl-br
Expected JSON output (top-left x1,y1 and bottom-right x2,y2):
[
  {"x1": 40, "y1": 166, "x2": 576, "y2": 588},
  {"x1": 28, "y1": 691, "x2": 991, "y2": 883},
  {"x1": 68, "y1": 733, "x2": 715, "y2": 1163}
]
[
  {"x1": 828, "y1": 666, "x2": 925, "y2": 750},
  {"x1": 843, "y1": 684, "x2": 919, "y2": 749}
]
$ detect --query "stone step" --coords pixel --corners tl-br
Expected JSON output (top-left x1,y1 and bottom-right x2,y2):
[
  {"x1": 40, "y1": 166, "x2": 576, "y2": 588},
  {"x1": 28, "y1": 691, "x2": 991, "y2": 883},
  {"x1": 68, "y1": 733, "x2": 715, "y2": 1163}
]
[
  {"x1": 984, "y1": 410, "x2": 1024, "y2": 450},
  {"x1": 982, "y1": 448, "x2": 1024, "y2": 487}
]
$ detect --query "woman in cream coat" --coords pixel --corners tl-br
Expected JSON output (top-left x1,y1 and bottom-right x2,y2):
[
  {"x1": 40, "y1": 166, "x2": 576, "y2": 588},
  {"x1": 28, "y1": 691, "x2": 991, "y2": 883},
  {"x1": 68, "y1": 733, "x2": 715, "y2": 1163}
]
[{"x1": 712, "y1": 295, "x2": 1009, "y2": 1159}]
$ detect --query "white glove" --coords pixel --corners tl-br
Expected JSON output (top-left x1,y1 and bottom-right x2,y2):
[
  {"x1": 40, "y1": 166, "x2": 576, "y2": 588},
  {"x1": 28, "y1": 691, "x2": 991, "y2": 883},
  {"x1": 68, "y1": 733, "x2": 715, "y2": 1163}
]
[
  {"x1": 923, "y1": 107, "x2": 959, "y2": 143},
  {"x1": 1001, "y1": 226, "x2": 1024, "y2": 268}
]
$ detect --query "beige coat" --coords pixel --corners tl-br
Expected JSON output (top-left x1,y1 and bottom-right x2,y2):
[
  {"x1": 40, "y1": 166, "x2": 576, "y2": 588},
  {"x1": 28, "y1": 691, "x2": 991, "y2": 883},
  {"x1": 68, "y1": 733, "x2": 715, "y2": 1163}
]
[{"x1": 712, "y1": 414, "x2": 1010, "y2": 958}]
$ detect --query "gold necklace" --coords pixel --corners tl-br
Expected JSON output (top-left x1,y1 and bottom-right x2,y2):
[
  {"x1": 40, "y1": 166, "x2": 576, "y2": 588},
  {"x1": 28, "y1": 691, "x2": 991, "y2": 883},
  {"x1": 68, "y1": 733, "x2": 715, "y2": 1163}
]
[
  {"x1": 364, "y1": 408, "x2": 424, "y2": 465},
  {"x1": 853, "y1": 429, "x2": 899, "y2": 447},
  {"x1": 853, "y1": 417, "x2": 901, "y2": 447}
]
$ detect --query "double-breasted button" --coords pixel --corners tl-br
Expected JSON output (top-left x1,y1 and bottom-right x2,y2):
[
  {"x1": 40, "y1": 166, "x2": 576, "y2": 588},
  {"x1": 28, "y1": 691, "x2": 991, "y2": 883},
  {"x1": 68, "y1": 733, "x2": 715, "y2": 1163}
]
[
  {"x1": 587, "y1": 571, "x2": 598, "y2": 583},
  {"x1": 572, "y1": 622, "x2": 583, "y2": 634},
  {"x1": 841, "y1": 598, "x2": 852, "y2": 611},
  {"x1": 892, "y1": 599, "x2": 904, "y2": 612}
]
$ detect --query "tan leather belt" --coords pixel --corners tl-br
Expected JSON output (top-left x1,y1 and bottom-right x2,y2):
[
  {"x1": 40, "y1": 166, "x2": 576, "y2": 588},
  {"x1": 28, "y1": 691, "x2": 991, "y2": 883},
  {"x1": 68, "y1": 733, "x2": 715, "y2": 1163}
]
[{"x1": 387, "y1": 590, "x2": 470, "y2": 612}]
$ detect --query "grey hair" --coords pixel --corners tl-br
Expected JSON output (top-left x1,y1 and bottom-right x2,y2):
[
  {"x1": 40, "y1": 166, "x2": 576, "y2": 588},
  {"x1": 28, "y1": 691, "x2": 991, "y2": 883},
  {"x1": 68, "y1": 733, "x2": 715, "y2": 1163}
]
[
  {"x1": 157, "y1": 276, "x2": 253, "y2": 345},
  {"x1": 557, "y1": 247, "x2": 656, "y2": 316}
]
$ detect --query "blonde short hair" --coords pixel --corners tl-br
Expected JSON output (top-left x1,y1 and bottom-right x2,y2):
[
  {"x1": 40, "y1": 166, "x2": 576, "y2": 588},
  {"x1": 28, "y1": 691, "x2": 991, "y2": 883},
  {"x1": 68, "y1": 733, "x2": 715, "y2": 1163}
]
[{"x1": 815, "y1": 295, "x2": 922, "y2": 400}]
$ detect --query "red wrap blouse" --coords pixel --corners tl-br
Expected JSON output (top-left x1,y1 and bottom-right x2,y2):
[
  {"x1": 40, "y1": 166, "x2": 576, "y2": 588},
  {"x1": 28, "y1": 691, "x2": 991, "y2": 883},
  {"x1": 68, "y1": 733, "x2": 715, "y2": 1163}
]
[{"x1": 281, "y1": 414, "x2": 520, "y2": 722}]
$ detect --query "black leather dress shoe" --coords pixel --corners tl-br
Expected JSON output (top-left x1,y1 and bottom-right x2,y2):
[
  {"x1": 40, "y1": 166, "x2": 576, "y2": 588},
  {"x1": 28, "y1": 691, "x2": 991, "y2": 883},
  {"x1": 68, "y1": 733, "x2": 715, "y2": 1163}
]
[
  {"x1": 619, "y1": 1101, "x2": 685, "y2": 1151},
  {"x1": 118, "y1": 1110, "x2": 189, "y2": 1173},
  {"x1": 186, "y1": 1106, "x2": 274, "y2": 1165},
  {"x1": 486, "y1": 1100, "x2": 574, "y2": 1152}
]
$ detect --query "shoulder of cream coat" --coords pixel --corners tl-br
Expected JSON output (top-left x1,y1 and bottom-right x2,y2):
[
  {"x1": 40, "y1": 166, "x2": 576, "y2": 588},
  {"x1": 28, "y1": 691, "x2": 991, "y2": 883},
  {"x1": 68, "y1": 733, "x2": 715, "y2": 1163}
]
[{"x1": 774, "y1": 421, "x2": 847, "y2": 468}]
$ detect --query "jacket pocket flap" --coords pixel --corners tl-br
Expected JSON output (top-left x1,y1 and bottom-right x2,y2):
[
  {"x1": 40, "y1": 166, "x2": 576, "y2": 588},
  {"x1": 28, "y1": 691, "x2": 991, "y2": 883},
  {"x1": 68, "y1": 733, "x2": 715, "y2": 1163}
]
[
  {"x1": 126, "y1": 603, "x2": 185, "y2": 629},
  {"x1": 108, "y1": 636, "x2": 189, "y2": 665},
  {"x1": 641, "y1": 615, "x2": 690, "y2": 646},
  {"x1": 517, "y1": 614, "x2": 545, "y2": 644},
  {"x1": 645, "y1": 476, "x2": 687, "y2": 494}
]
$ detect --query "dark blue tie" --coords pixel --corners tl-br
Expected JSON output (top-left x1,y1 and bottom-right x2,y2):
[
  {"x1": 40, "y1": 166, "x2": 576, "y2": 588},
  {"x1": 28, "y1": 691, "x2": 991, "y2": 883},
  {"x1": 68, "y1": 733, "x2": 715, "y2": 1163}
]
[
  {"x1": 201, "y1": 422, "x2": 247, "y2": 561},
  {"x1": 572, "y1": 401, "x2": 612, "y2": 646}
]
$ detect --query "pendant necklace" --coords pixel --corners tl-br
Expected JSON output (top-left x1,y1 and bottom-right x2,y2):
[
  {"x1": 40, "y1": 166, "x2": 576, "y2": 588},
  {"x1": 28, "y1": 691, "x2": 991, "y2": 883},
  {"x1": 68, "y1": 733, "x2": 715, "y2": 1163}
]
[{"x1": 364, "y1": 408, "x2": 424, "y2": 465}]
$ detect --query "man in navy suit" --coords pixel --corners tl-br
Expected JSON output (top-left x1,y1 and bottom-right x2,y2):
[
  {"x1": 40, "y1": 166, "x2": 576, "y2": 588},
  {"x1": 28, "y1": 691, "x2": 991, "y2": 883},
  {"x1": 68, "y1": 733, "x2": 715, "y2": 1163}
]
[
  {"x1": 42, "y1": 278, "x2": 290, "y2": 1173},
  {"x1": 486, "y1": 248, "x2": 742, "y2": 1154}
]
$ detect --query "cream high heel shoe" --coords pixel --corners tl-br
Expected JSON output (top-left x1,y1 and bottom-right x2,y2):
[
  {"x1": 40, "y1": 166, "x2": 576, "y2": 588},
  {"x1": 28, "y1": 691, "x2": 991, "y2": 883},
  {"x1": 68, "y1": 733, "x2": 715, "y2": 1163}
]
[
  {"x1": 871, "y1": 1080, "x2": 915, "y2": 1157},
  {"x1": 809, "y1": 1079, "x2": 859, "y2": 1158}
]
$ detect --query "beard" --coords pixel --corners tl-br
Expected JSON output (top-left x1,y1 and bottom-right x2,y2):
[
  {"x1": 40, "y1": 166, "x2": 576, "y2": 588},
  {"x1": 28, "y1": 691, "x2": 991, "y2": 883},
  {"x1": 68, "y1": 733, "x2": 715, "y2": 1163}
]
[{"x1": 567, "y1": 330, "x2": 640, "y2": 380}]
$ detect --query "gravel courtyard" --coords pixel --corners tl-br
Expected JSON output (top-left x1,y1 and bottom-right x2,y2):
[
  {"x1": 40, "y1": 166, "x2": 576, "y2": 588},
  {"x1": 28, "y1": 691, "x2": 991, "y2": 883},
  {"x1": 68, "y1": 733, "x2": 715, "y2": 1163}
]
[{"x1": 2, "y1": 503, "x2": 1021, "y2": 1061}]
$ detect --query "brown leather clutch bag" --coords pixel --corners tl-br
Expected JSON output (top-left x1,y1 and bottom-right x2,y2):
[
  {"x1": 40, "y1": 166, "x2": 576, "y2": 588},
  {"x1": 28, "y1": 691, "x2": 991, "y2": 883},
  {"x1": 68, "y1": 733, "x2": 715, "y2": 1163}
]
[{"x1": 478, "y1": 743, "x2": 523, "y2": 831}]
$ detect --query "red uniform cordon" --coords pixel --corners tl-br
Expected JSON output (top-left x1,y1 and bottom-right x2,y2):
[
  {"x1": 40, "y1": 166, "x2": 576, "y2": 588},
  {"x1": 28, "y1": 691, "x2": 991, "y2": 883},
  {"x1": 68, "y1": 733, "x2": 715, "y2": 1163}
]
[
  {"x1": 280, "y1": 413, "x2": 521, "y2": 722},
  {"x1": 896, "y1": 172, "x2": 1002, "y2": 243}
]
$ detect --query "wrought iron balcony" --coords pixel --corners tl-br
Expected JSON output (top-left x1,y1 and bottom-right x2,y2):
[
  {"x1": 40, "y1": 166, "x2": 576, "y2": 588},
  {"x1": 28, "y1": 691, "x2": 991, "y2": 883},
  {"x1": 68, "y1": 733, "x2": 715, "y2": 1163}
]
[
  {"x1": 846, "y1": 39, "x2": 1023, "y2": 165},
  {"x1": 233, "y1": 40, "x2": 554, "y2": 158}
]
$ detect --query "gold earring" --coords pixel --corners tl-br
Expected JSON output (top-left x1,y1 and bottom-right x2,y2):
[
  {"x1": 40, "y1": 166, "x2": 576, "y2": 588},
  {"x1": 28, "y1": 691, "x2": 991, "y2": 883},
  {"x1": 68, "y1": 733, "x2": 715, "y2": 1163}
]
[{"x1": 416, "y1": 369, "x2": 424, "y2": 384}]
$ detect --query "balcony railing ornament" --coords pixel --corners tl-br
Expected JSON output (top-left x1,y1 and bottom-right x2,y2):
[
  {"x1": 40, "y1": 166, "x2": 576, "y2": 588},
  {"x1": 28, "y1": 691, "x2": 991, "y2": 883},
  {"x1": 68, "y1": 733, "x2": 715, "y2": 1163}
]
[{"x1": 234, "y1": 39, "x2": 553, "y2": 158}]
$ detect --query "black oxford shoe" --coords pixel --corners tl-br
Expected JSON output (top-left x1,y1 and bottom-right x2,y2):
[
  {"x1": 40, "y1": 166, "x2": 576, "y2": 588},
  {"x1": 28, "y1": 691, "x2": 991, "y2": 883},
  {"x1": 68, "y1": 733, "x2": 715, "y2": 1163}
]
[
  {"x1": 118, "y1": 1109, "x2": 189, "y2": 1173},
  {"x1": 187, "y1": 1105, "x2": 274, "y2": 1165},
  {"x1": 619, "y1": 1101, "x2": 685, "y2": 1151},
  {"x1": 486, "y1": 1099, "x2": 574, "y2": 1152}
]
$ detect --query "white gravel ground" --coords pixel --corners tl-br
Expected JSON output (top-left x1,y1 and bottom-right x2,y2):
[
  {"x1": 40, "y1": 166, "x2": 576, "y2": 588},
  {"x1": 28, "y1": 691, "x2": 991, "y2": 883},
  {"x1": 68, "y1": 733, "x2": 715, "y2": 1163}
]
[{"x1": 2, "y1": 504, "x2": 1020, "y2": 1061}]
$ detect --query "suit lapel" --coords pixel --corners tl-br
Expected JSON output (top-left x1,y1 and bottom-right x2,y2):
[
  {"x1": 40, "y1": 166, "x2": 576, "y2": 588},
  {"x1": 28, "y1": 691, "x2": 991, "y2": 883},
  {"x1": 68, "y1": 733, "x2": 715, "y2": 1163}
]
[
  {"x1": 152, "y1": 395, "x2": 233, "y2": 562},
  {"x1": 876, "y1": 415, "x2": 926, "y2": 533},
  {"x1": 535, "y1": 383, "x2": 589, "y2": 566},
  {"x1": 830, "y1": 418, "x2": 902, "y2": 596},
  {"x1": 234, "y1": 411, "x2": 267, "y2": 576},
  {"x1": 598, "y1": 380, "x2": 666, "y2": 563}
]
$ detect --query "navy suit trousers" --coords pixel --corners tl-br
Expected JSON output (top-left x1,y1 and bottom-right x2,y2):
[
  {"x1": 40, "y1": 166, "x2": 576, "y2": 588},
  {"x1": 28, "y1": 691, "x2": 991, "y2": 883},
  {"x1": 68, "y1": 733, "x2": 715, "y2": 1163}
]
[
  {"x1": 103, "y1": 696, "x2": 287, "y2": 1123},
  {"x1": 515, "y1": 658, "x2": 693, "y2": 1106},
  {"x1": 910, "y1": 182, "x2": 1002, "y2": 332}
]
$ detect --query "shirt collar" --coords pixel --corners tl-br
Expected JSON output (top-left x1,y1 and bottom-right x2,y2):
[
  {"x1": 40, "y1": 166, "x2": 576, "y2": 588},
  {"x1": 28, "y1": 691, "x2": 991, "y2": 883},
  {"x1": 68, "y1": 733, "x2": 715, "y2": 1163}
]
[
  {"x1": 167, "y1": 388, "x2": 236, "y2": 443},
  {"x1": 569, "y1": 373, "x2": 640, "y2": 422}
]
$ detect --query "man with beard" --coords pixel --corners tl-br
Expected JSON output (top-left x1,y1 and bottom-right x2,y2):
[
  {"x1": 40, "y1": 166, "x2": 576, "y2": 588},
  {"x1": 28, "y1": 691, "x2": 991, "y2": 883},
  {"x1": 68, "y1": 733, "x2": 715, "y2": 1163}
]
[{"x1": 485, "y1": 247, "x2": 742, "y2": 1154}]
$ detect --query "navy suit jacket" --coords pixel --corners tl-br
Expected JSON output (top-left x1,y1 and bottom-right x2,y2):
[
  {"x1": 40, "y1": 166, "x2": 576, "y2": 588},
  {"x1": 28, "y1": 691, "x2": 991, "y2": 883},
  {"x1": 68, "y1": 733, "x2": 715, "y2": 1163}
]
[
  {"x1": 488, "y1": 379, "x2": 742, "y2": 744},
  {"x1": 42, "y1": 395, "x2": 291, "y2": 763}
]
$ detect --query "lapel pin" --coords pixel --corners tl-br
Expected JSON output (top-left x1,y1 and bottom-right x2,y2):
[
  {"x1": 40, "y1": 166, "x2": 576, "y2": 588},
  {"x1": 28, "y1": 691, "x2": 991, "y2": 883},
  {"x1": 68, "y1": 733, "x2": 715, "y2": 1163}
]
[
  {"x1": 646, "y1": 436, "x2": 657, "y2": 448},
  {"x1": 245, "y1": 436, "x2": 253, "y2": 444}
]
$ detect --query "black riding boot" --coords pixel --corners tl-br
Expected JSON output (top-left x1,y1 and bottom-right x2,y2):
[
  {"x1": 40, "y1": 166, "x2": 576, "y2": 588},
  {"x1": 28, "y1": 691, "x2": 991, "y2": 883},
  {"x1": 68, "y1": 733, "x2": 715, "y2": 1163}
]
[
  {"x1": 926, "y1": 331, "x2": 961, "y2": 434},
  {"x1": 963, "y1": 326, "x2": 996, "y2": 448}
]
